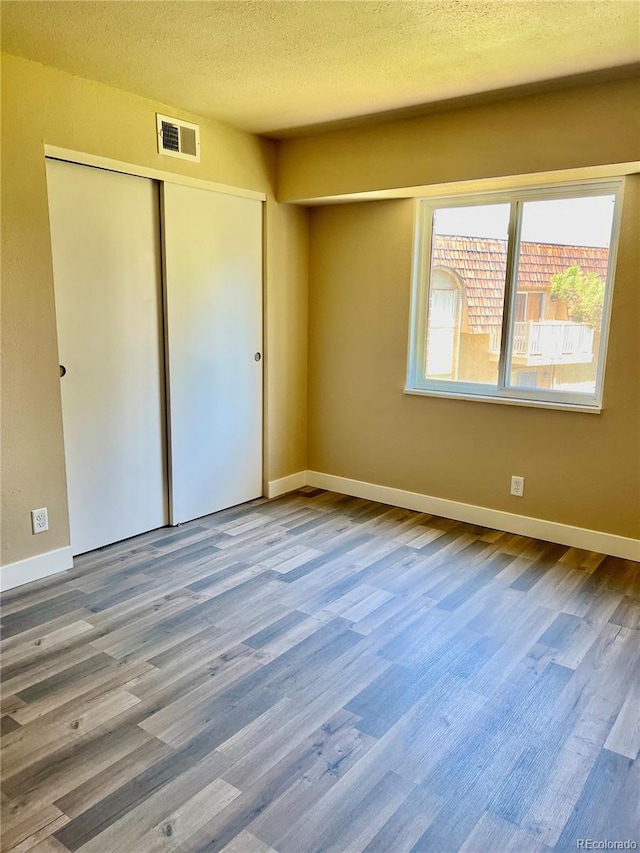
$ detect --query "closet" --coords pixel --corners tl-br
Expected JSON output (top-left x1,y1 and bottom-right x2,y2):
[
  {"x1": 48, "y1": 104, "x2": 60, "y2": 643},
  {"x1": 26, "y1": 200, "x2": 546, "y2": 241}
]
[{"x1": 46, "y1": 158, "x2": 263, "y2": 556}]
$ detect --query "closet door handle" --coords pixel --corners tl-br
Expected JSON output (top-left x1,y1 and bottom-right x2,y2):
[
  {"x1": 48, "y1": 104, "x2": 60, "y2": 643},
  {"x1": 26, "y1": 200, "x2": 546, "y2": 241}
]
[
  {"x1": 59, "y1": 364, "x2": 67, "y2": 378},
  {"x1": 254, "y1": 352, "x2": 262, "y2": 362}
]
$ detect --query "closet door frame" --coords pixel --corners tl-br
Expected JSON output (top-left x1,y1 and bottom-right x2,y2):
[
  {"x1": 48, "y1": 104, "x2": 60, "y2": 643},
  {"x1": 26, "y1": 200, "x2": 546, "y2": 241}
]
[
  {"x1": 45, "y1": 145, "x2": 267, "y2": 538},
  {"x1": 45, "y1": 146, "x2": 266, "y2": 205}
]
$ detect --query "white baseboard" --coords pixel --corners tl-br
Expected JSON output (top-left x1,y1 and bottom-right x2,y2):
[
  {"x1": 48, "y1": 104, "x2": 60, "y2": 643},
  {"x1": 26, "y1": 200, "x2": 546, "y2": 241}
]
[
  {"x1": 306, "y1": 471, "x2": 640, "y2": 561},
  {"x1": 0, "y1": 546, "x2": 74, "y2": 592},
  {"x1": 267, "y1": 471, "x2": 308, "y2": 499},
  {"x1": 3, "y1": 474, "x2": 634, "y2": 595}
]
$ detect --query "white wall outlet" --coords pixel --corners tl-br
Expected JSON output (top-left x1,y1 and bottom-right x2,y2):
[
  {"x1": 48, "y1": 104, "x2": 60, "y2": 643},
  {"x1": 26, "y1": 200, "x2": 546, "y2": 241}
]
[
  {"x1": 510, "y1": 476, "x2": 525, "y2": 498},
  {"x1": 31, "y1": 507, "x2": 49, "y2": 534}
]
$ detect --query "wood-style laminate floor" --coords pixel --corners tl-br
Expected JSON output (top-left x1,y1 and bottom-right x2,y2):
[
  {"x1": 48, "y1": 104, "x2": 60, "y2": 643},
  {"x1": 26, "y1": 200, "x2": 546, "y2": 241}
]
[{"x1": 1, "y1": 489, "x2": 639, "y2": 853}]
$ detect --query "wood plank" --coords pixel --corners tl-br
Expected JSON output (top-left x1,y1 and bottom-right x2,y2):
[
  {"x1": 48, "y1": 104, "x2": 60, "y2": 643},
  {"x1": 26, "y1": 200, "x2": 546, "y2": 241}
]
[
  {"x1": 2, "y1": 723, "x2": 154, "y2": 803},
  {"x1": 0, "y1": 799, "x2": 69, "y2": 851},
  {"x1": 603, "y1": 656, "x2": 640, "y2": 759},
  {"x1": 1, "y1": 688, "x2": 142, "y2": 778},
  {"x1": 219, "y1": 831, "x2": 279, "y2": 853},
  {"x1": 53, "y1": 737, "x2": 175, "y2": 819},
  {"x1": 129, "y1": 776, "x2": 241, "y2": 853}
]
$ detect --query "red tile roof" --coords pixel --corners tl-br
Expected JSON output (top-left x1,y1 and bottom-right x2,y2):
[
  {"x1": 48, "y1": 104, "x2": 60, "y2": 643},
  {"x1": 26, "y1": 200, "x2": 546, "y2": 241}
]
[{"x1": 432, "y1": 235, "x2": 610, "y2": 333}]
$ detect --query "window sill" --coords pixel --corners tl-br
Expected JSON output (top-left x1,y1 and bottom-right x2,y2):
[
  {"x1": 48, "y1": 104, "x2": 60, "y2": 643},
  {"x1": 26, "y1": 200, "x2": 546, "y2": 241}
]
[{"x1": 403, "y1": 387, "x2": 602, "y2": 414}]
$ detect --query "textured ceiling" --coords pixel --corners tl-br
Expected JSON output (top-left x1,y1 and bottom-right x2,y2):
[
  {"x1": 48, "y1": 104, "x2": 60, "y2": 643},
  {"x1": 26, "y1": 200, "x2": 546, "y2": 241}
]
[{"x1": 1, "y1": 1, "x2": 639, "y2": 136}]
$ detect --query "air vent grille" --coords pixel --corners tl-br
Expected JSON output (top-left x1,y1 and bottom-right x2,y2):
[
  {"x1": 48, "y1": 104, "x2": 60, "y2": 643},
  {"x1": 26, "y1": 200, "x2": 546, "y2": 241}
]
[
  {"x1": 156, "y1": 114, "x2": 200, "y2": 162},
  {"x1": 161, "y1": 121, "x2": 180, "y2": 152}
]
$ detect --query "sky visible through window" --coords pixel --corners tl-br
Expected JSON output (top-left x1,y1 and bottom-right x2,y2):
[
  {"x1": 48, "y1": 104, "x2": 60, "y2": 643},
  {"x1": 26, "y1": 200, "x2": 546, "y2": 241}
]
[{"x1": 434, "y1": 195, "x2": 615, "y2": 247}]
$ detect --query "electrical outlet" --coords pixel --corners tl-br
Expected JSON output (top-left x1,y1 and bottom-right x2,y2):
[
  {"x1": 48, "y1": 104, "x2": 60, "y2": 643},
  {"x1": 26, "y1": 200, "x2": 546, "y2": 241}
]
[
  {"x1": 510, "y1": 476, "x2": 525, "y2": 498},
  {"x1": 31, "y1": 507, "x2": 48, "y2": 534}
]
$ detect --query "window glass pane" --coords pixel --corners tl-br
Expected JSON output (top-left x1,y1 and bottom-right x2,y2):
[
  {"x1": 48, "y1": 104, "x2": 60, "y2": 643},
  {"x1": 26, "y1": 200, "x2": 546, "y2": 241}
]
[
  {"x1": 507, "y1": 195, "x2": 615, "y2": 395},
  {"x1": 425, "y1": 203, "x2": 510, "y2": 384}
]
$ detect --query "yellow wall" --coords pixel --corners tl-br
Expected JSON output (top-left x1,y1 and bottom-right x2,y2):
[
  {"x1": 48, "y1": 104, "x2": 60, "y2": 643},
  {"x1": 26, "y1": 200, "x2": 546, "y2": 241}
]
[
  {"x1": 0, "y1": 53, "x2": 308, "y2": 567},
  {"x1": 3, "y1": 54, "x2": 639, "y2": 571},
  {"x1": 264, "y1": 200, "x2": 309, "y2": 479},
  {"x1": 291, "y1": 74, "x2": 639, "y2": 542},
  {"x1": 278, "y1": 77, "x2": 640, "y2": 202},
  {"x1": 307, "y1": 185, "x2": 639, "y2": 538}
]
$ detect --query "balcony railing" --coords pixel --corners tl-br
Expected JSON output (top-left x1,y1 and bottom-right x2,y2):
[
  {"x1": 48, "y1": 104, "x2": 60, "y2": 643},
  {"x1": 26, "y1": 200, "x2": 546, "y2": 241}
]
[{"x1": 490, "y1": 321, "x2": 595, "y2": 364}]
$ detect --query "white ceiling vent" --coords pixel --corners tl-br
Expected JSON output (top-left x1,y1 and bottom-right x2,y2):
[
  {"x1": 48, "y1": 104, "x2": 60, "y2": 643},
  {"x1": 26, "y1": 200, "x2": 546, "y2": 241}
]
[{"x1": 156, "y1": 114, "x2": 200, "y2": 162}]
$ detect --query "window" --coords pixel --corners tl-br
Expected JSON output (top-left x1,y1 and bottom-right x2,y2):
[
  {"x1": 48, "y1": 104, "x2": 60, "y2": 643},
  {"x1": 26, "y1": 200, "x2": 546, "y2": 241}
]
[
  {"x1": 514, "y1": 292, "x2": 545, "y2": 323},
  {"x1": 406, "y1": 181, "x2": 623, "y2": 410}
]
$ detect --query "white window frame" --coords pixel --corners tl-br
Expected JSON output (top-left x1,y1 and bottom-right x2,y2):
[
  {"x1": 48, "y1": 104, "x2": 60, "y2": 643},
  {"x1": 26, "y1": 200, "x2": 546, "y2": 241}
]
[{"x1": 405, "y1": 179, "x2": 624, "y2": 412}]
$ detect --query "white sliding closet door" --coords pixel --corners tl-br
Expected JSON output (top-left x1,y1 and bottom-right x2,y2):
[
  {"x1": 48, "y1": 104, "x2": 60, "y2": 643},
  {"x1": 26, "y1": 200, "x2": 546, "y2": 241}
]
[
  {"x1": 46, "y1": 159, "x2": 168, "y2": 555},
  {"x1": 162, "y1": 183, "x2": 263, "y2": 524}
]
